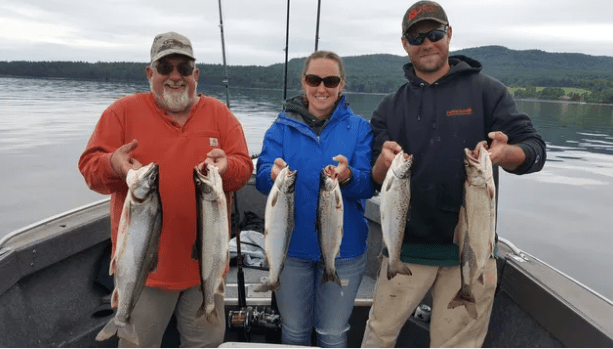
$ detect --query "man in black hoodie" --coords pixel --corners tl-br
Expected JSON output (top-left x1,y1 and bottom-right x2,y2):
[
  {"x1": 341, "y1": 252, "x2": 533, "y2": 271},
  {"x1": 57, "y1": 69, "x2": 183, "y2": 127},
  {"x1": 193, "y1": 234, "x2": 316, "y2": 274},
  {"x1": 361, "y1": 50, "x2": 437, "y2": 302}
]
[{"x1": 361, "y1": 1, "x2": 546, "y2": 347}]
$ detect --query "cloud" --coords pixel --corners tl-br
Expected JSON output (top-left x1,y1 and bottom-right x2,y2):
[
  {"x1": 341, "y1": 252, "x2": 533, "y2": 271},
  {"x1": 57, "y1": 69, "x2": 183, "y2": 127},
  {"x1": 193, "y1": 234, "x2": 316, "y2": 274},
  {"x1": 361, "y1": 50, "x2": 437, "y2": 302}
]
[{"x1": 1, "y1": 0, "x2": 612, "y2": 65}]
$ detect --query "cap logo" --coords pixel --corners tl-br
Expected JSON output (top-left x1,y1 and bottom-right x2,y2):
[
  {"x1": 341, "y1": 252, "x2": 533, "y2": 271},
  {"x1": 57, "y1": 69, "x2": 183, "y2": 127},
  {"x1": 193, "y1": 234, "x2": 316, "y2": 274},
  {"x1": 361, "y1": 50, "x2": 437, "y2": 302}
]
[
  {"x1": 409, "y1": 5, "x2": 438, "y2": 20},
  {"x1": 156, "y1": 39, "x2": 192, "y2": 54}
]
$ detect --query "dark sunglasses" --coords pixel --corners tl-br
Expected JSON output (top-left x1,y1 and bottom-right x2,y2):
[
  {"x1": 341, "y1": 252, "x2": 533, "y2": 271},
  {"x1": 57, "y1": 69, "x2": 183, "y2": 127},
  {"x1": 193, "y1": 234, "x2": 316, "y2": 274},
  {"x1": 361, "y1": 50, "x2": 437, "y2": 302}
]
[
  {"x1": 155, "y1": 61, "x2": 195, "y2": 76},
  {"x1": 304, "y1": 74, "x2": 342, "y2": 88},
  {"x1": 404, "y1": 26, "x2": 448, "y2": 46}
]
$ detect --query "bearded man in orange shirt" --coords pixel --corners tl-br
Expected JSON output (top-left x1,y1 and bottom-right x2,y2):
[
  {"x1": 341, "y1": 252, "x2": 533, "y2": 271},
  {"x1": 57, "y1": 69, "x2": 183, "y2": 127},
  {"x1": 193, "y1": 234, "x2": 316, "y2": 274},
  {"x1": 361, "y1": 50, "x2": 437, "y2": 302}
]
[{"x1": 79, "y1": 32, "x2": 253, "y2": 347}]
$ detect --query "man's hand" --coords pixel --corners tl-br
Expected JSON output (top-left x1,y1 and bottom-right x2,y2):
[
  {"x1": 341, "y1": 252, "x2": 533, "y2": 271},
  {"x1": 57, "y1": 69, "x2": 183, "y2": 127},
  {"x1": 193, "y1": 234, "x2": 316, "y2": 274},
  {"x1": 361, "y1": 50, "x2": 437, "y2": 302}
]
[
  {"x1": 202, "y1": 148, "x2": 228, "y2": 176},
  {"x1": 372, "y1": 141, "x2": 403, "y2": 185},
  {"x1": 110, "y1": 139, "x2": 142, "y2": 180},
  {"x1": 271, "y1": 158, "x2": 287, "y2": 182},
  {"x1": 484, "y1": 131, "x2": 526, "y2": 172}
]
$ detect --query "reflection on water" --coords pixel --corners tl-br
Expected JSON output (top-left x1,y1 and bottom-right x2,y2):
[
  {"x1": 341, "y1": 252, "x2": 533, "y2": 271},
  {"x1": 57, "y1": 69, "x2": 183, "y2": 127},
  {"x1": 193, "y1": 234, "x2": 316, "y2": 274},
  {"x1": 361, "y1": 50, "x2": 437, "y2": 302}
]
[
  {"x1": 498, "y1": 99, "x2": 613, "y2": 301},
  {"x1": 1, "y1": 77, "x2": 612, "y2": 301},
  {"x1": 513, "y1": 100, "x2": 613, "y2": 186},
  {"x1": 0, "y1": 77, "x2": 147, "y2": 153}
]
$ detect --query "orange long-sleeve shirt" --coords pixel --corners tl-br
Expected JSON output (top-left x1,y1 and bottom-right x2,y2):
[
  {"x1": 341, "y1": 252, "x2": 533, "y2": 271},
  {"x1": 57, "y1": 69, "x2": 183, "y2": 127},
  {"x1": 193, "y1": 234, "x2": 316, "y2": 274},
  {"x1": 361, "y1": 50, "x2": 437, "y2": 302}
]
[{"x1": 78, "y1": 92, "x2": 253, "y2": 290}]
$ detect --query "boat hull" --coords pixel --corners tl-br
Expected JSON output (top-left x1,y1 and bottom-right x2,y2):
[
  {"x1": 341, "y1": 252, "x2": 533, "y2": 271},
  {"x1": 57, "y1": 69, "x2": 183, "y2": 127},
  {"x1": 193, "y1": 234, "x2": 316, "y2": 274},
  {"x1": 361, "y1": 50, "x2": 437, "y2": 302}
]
[{"x1": 1, "y1": 176, "x2": 612, "y2": 347}]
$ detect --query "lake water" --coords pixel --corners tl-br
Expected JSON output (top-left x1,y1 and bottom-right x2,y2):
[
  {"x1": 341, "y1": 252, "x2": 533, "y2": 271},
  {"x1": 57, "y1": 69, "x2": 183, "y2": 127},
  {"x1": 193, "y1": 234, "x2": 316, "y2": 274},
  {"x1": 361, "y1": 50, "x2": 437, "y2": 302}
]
[{"x1": 1, "y1": 76, "x2": 612, "y2": 302}]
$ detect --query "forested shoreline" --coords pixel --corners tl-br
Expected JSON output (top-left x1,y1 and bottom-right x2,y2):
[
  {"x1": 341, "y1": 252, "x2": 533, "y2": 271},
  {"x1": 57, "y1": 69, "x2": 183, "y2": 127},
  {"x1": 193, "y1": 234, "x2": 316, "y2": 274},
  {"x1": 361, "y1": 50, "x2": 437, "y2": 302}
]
[{"x1": 2, "y1": 45, "x2": 612, "y2": 103}]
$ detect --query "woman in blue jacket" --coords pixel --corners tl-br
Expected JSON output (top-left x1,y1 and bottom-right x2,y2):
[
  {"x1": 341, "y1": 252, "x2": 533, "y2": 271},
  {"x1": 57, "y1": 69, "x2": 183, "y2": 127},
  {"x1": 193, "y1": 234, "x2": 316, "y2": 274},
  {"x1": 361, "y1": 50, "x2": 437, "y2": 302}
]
[{"x1": 256, "y1": 51, "x2": 373, "y2": 347}]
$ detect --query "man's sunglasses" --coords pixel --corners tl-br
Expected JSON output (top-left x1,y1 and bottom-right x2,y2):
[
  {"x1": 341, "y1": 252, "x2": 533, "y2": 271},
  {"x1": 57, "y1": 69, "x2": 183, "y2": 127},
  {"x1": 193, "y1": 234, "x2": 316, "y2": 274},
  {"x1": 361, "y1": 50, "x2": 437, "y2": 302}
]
[
  {"x1": 155, "y1": 61, "x2": 195, "y2": 76},
  {"x1": 304, "y1": 74, "x2": 342, "y2": 88},
  {"x1": 404, "y1": 26, "x2": 448, "y2": 46}
]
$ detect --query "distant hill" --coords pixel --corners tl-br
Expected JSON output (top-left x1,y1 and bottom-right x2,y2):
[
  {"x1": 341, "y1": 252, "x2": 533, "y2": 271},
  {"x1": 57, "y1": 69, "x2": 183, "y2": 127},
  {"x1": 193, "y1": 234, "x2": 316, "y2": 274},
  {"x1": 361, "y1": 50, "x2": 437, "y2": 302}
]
[
  {"x1": 450, "y1": 45, "x2": 613, "y2": 87},
  {"x1": 1, "y1": 46, "x2": 612, "y2": 97}
]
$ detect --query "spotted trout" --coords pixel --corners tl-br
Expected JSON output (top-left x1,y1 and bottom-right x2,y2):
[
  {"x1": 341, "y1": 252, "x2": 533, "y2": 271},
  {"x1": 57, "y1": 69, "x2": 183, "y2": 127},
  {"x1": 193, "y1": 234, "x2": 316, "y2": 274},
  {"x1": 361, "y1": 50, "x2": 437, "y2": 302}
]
[
  {"x1": 448, "y1": 143, "x2": 496, "y2": 319},
  {"x1": 256, "y1": 166, "x2": 297, "y2": 292},
  {"x1": 96, "y1": 163, "x2": 162, "y2": 346},
  {"x1": 380, "y1": 151, "x2": 413, "y2": 279},
  {"x1": 193, "y1": 164, "x2": 229, "y2": 325},
  {"x1": 317, "y1": 165, "x2": 344, "y2": 286}
]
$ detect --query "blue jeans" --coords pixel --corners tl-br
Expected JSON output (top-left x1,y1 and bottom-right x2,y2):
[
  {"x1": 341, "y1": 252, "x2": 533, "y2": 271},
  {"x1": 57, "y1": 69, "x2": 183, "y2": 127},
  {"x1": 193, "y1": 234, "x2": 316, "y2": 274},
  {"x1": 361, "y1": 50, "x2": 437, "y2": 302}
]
[{"x1": 275, "y1": 253, "x2": 367, "y2": 347}]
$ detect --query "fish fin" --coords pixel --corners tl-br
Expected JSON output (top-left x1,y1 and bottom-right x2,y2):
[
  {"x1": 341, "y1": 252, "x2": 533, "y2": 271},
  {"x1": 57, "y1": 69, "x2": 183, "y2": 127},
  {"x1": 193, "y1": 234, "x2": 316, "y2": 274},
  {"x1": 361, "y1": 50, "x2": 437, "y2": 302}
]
[
  {"x1": 109, "y1": 256, "x2": 118, "y2": 275},
  {"x1": 111, "y1": 288, "x2": 119, "y2": 309},
  {"x1": 465, "y1": 302, "x2": 479, "y2": 320},
  {"x1": 270, "y1": 191, "x2": 279, "y2": 207},
  {"x1": 117, "y1": 321, "x2": 140, "y2": 346},
  {"x1": 452, "y1": 205, "x2": 463, "y2": 245},
  {"x1": 95, "y1": 319, "x2": 118, "y2": 342},
  {"x1": 149, "y1": 250, "x2": 159, "y2": 273},
  {"x1": 386, "y1": 261, "x2": 412, "y2": 280},
  {"x1": 384, "y1": 178, "x2": 393, "y2": 192},
  {"x1": 335, "y1": 190, "x2": 342, "y2": 207},
  {"x1": 196, "y1": 302, "x2": 206, "y2": 319},
  {"x1": 216, "y1": 280, "x2": 225, "y2": 295},
  {"x1": 447, "y1": 287, "x2": 478, "y2": 320},
  {"x1": 322, "y1": 270, "x2": 341, "y2": 286},
  {"x1": 478, "y1": 272, "x2": 485, "y2": 286}
]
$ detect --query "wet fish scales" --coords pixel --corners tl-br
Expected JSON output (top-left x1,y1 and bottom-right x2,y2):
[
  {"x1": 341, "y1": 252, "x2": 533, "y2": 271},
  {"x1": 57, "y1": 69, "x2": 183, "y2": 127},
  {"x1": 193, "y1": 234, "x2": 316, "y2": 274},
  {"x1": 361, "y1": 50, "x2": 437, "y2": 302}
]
[
  {"x1": 256, "y1": 166, "x2": 296, "y2": 292},
  {"x1": 317, "y1": 166, "x2": 344, "y2": 286},
  {"x1": 448, "y1": 144, "x2": 496, "y2": 319},
  {"x1": 96, "y1": 163, "x2": 163, "y2": 346},
  {"x1": 380, "y1": 151, "x2": 413, "y2": 280},
  {"x1": 193, "y1": 164, "x2": 229, "y2": 326}
]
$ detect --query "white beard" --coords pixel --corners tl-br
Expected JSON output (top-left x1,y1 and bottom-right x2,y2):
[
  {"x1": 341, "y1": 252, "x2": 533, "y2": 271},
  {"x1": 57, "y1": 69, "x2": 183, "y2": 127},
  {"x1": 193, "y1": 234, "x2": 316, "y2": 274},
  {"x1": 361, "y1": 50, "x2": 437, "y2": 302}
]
[{"x1": 151, "y1": 80, "x2": 197, "y2": 113}]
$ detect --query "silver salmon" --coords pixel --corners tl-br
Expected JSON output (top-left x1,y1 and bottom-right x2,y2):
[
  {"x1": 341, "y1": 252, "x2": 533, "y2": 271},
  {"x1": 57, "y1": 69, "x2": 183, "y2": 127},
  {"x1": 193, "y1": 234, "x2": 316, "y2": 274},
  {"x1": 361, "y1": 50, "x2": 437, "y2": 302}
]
[
  {"x1": 256, "y1": 166, "x2": 297, "y2": 292},
  {"x1": 96, "y1": 163, "x2": 162, "y2": 345},
  {"x1": 317, "y1": 165, "x2": 344, "y2": 286},
  {"x1": 448, "y1": 144, "x2": 496, "y2": 319},
  {"x1": 193, "y1": 164, "x2": 229, "y2": 325},
  {"x1": 380, "y1": 151, "x2": 413, "y2": 280}
]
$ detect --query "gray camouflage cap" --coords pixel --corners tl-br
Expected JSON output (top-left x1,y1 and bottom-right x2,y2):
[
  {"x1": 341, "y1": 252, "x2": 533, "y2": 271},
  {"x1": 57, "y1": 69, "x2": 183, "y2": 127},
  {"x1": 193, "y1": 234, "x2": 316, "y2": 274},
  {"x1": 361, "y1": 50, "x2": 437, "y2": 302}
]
[{"x1": 150, "y1": 32, "x2": 196, "y2": 63}]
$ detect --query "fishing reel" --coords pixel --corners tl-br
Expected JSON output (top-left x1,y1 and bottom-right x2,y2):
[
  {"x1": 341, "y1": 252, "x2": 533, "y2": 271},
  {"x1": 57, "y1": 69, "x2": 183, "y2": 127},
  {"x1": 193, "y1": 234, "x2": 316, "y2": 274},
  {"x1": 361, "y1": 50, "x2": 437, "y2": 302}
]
[{"x1": 227, "y1": 306, "x2": 281, "y2": 333}]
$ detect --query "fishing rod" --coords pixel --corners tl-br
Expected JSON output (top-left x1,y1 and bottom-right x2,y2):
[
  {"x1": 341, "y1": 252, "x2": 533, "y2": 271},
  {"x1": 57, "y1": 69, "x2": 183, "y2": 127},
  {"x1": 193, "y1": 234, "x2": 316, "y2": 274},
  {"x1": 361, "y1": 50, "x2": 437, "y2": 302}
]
[
  {"x1": 314, "y1": 0, "x2": 321, "y2": 51},
  {"x1": 217, "y1": 0, "x2": 231, "y2": 108},
  {"x1": 216, "y1": 0, "x2": 247, "y2": 338},
  {"x1": 282, "y1": 0, "x2": 290, "y2": 101},
  {"x1": 216, "y1": 0, "x2": 280, "y2": 340}
]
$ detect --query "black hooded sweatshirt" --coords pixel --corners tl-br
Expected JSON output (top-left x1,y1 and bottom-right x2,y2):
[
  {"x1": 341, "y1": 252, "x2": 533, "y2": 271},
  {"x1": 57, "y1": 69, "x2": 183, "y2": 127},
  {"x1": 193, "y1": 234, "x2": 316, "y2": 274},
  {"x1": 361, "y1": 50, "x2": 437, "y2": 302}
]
[{"x1": 371, "y1": 55, "x2": 546, "y2": 266}]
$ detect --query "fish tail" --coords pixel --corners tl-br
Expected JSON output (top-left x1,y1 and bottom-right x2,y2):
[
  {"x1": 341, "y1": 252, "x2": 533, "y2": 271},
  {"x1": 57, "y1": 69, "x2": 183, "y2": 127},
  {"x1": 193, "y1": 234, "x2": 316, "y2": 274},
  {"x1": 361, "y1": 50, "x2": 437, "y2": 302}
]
[
  {"x1": 95, "y1": 319, "x2": 118, "y2": 342},
  {"x1": 322, "y1": 269, "x2": 341, "y2": 286},
  {"x1": 447, "y1": 288, "x2": 479, "y2": 320},
  {"x1": 193, "y1": 303, "x2": 207, "y2": 328},
  {"x1": 205, "y1": 305, "x2": 221, "y2": 324},
  {"x1": 254, "y1": 279, "x2": 279, "y2": 293},
  {"x1": 387, "y1": 260, "x2": 412, "y2": 280},
  {"x1": 117, "y1": 321, "x2": 140, "y2": 346},
  {"x1": 196, "y1": 302, "x2": 206, "y2": 319}
]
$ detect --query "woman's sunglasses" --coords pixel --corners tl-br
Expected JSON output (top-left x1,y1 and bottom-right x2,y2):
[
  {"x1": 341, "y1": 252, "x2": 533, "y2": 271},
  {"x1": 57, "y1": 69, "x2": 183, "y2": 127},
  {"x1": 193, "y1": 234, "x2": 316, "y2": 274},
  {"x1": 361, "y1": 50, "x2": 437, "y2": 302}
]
[
  {"x1": 404, "y1": 26, "x2": 448, "y2": 46},
  {"x1": 155, "y1": 61, "x2": 195, "y2": 76},
  {"x1": 304, "y1": 74, "x2": 342, "y2": 88}
]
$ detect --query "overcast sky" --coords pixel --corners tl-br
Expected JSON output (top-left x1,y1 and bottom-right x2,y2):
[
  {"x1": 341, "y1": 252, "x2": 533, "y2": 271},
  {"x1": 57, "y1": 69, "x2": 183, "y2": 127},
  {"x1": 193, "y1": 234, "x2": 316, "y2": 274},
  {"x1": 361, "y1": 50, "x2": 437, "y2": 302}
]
[{"x1": 1, "y1": 0, "x2": 612, "y2": 66}]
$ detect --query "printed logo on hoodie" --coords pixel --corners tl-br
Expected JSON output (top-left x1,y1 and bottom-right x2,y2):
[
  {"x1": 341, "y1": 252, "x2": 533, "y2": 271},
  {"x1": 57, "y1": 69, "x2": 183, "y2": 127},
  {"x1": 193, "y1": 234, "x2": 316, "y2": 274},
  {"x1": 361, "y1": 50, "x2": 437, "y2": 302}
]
[{"x1": 446, "y1": 108, "x2": 473, "y2": 117}]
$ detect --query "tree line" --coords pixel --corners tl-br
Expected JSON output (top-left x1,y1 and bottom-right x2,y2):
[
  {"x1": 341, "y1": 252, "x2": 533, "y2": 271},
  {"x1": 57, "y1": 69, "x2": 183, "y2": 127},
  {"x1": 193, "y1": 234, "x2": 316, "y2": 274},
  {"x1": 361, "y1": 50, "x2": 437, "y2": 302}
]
[{"x1": 1, "y1": 46, "x2": 612, "y2": 103}]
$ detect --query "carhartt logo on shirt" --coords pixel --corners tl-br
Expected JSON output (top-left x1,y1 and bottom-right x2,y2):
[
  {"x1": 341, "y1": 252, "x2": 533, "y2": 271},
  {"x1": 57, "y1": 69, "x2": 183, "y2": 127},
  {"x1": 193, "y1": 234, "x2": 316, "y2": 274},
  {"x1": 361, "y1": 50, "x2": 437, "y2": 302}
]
[
  {"x1": 210, "y1": 138, "x2": 219, "y2": 147},
  {"x1": 446, "y1": 108, "x2": 472, "y2": 117}
]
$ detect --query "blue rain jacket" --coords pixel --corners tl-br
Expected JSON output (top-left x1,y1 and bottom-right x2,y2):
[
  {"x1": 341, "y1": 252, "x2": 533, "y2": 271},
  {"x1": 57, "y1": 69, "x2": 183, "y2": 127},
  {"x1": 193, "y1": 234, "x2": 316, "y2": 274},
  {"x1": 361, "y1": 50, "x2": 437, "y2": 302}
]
[{"x1": 256, "y1": 95, "x2": 374, "y2": 260}]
